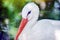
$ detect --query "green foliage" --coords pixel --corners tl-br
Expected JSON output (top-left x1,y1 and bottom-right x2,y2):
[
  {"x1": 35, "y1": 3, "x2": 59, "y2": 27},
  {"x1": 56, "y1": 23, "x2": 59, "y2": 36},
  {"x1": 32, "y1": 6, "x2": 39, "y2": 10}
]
[{"x1": 2, "y1": 0, "x2": 32, "y2": 40}]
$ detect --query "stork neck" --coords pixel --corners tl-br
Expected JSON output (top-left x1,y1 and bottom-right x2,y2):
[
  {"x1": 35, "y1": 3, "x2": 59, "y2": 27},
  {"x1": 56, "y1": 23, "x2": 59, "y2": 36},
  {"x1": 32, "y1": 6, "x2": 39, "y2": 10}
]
[{"x1": 26, "y1": 18, "x2": 38, "y2": 29}]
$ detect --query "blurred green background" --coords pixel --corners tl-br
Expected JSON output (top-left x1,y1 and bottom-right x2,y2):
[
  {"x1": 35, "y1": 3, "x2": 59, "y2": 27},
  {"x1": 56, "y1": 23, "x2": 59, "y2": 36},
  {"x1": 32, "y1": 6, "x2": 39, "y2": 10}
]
[{"x1": 0, "y1": 0, "x2": 60, "y2": 40}]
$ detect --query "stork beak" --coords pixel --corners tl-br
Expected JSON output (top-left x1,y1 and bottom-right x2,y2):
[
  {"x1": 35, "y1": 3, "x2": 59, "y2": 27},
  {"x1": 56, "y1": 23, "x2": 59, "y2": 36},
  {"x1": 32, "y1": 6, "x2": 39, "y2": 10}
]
[{"x1": 15, "y1": 18, "x2": 28, "y2": 40}]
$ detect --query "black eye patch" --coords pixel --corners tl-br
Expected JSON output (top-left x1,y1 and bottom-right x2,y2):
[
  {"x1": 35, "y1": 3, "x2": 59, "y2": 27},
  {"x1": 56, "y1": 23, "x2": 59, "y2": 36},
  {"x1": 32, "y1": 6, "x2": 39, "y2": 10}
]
[{"x1": 27, "y1": 11, "x2": 31, "y2": 16}]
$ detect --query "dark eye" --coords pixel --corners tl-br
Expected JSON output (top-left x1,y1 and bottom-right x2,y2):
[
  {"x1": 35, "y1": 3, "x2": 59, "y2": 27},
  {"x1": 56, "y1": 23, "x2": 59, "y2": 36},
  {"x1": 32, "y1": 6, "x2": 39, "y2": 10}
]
[{"x1": 27, "y1": 11, "x2": 31, "y2": 16}]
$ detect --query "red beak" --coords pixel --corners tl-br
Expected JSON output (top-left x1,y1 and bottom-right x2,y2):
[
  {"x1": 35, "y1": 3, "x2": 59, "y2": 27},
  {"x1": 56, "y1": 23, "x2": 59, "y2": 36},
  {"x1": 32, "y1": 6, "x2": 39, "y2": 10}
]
[{"x1": 15, "y1": 18, "x2": 28, "y2": 40}]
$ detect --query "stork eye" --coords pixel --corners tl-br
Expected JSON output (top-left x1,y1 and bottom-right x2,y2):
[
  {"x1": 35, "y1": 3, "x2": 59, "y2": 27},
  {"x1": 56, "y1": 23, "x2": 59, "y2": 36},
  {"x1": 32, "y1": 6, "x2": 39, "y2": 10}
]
[{"x1": 27, "y1": 11, "x2": 31, "y2": 16}]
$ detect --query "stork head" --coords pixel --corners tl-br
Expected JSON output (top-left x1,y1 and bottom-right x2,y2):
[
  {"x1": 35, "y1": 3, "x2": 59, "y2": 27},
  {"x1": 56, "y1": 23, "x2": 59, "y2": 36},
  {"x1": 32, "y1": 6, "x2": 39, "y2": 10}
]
[
  {"x1": 22, "y1": 2, "x2": 39, "y2": 21},
  {"x1": 20, "y1": 2, "x2": 39, "y2": 29}
]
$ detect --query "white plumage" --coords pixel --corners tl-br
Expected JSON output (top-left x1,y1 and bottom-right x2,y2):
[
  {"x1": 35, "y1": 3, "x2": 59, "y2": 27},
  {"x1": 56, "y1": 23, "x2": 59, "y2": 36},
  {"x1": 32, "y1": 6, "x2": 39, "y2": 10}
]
[{"x1": 16, "y1": 2, "x2": 60, "y2": 40}]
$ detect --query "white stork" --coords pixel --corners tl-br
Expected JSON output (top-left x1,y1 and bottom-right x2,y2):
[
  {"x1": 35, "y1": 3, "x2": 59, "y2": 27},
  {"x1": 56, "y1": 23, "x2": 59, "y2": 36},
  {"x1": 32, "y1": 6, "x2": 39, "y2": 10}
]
[{"x1": 15, "y1": 2, "x2": 60, "y2": 40}]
